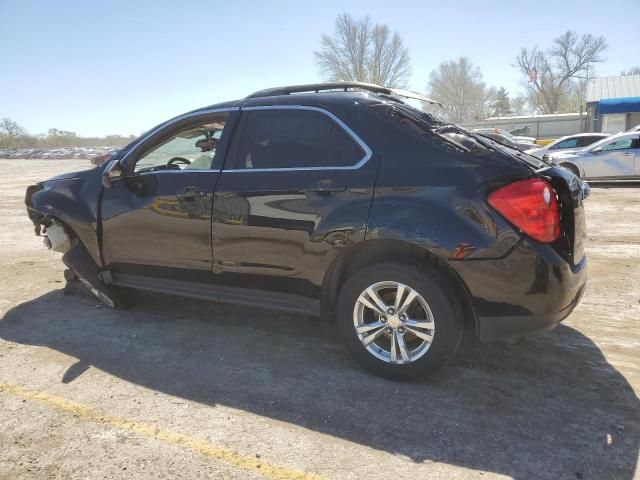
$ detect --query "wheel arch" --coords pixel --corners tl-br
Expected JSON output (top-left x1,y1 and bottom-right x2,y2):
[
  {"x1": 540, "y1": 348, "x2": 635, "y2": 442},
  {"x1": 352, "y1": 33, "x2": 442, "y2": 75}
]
[
  {"x1": 558, "y1": 161, "x2": 583, "y2": 178},
  {"x1": 321, "y1": 239, "x2": 478, "y2": 333}
]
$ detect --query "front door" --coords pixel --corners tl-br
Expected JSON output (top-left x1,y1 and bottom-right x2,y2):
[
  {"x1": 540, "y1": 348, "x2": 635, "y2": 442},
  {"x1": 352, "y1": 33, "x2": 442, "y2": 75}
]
[
  {"x1": 100, "y1": 110, "x2": 237, "y2": 276},
  {"x1": 583, "y1": 134, "x2": 638, "y2": 178},
  {"x1": 211, "y1": 106, "x2": 378, "y2": 296}
]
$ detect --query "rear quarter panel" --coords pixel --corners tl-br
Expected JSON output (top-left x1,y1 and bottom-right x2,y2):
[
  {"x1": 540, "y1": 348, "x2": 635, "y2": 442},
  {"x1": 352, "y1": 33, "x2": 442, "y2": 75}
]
[{"x1": 350, "y1": 103, "x2": 528, "y2": 260}]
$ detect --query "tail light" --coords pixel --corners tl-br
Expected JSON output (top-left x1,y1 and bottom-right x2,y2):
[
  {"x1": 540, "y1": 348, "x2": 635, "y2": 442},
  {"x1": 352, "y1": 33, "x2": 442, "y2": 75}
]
[{"x1": 488, "y1": 179, "x2": 560, "y2": 243}]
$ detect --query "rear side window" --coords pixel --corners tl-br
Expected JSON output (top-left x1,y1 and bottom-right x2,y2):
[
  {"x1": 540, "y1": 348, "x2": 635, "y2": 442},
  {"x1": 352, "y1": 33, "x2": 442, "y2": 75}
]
[
  {"x1": 551, "y1": 138, "x2": 578, "y2": 149},
  {"x1": 327, "y1": 122, "x2": 365, "y2": 167},
  {"x1": 234, "y1": 109, "x2": 364, "y2": 169},
  {"x1": 577, "y1": 136, "x2": 601, "y2": 147}
]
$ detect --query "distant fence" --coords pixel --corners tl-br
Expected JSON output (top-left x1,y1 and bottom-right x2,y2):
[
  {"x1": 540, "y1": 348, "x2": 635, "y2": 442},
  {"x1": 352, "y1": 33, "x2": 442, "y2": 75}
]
[{"x1": 461, "y1": 113, "x2": 586, "y2": 139}]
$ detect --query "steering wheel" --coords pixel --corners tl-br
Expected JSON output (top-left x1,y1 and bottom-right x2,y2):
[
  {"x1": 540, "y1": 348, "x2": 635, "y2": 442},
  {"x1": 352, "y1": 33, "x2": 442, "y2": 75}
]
[{"x1": 167, "y1": 157, "x2": 190, "y2": 169}]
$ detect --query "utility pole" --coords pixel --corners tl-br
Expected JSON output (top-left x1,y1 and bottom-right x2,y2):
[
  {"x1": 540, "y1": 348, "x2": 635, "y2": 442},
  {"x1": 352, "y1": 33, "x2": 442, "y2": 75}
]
[{"x1": 579, "y1": 65, "x2": 592, "y2": 133}]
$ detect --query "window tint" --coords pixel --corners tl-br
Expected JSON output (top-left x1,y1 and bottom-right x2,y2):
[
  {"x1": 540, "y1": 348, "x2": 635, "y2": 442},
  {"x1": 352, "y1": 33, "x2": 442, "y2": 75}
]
[
  {"x1": 551, "y1": 138, "x2": 578, "y2": 149},
  {"x1": 327, "y1": 122, "x2": 365, "y2": 166},
  {"x1": 235, "y1": 109, "x2": 364, "y2": 169},
  {"x1": 134, "y1": 113, "x2": 229, "y2": 173},
  {"x1": 578, "y1": 136, "x2": 603, "y2": 147},
  {"x1": 602, "y1": 138, "x2": 633, "y2": 151}
]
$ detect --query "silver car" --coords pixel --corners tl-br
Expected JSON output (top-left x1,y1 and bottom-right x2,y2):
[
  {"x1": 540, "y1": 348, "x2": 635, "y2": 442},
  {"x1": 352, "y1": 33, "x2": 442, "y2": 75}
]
[
  {"x1": 473, "y1": 128, "x2": 536, "y2": 145},
  {"x1": 525, "y1": 133, "x2": 609, "y2": 159},
  {"x1": 550, "y1": 132, "x2": 640, "y2": 179}
]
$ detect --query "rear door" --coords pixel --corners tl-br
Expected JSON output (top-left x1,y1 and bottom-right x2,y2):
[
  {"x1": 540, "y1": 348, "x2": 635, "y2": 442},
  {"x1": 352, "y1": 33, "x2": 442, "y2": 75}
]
[
  {"x1": 576, "y1": 135, "x2": 604, "y2": 148},
  {"x1": 211, "y1": 106, "x2": 378, "y2": 295}
]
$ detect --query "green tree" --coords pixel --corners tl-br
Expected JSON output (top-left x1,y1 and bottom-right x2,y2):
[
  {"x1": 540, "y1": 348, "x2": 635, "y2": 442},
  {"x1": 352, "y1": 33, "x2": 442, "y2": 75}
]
[{"x1": 490, "y1": 87, "x2": 513, "y2": 117}]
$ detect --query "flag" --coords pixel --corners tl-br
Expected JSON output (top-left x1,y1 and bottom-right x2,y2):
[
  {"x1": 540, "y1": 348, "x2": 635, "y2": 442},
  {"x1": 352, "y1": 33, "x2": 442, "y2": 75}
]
[{"x1": 528, "y1": 67, "x2": 538, "y2": 83}]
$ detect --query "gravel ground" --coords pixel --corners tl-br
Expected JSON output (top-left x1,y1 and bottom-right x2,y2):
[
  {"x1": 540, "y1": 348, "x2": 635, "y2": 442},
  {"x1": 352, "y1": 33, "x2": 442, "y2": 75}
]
[{"x1": 0, "y1": 159, "x2": 638, "y2": 480}]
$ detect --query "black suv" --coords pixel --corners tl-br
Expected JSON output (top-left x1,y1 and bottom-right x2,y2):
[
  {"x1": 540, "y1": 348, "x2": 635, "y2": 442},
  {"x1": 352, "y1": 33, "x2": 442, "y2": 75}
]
[{"x1": 25, "y1": 83, "x2": 588, "y2": 379}]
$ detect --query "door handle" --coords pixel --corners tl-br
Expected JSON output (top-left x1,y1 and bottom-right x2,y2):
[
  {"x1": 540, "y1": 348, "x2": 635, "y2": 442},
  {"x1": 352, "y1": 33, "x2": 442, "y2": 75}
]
[{"x1": 177, "y1": 187, "x2": 208, "y2": 200}]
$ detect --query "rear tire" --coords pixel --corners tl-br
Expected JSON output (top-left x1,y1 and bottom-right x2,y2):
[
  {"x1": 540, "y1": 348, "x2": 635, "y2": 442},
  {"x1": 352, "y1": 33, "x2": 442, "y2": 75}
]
[{"x1": 336, "y1": 262, "x2": 462, "y2": 380}]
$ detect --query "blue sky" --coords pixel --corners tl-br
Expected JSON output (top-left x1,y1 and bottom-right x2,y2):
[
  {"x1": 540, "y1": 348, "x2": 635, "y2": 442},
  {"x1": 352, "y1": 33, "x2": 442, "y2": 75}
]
[{"x1": 1, "y1": 0, "x2": 638, "y2": 136}]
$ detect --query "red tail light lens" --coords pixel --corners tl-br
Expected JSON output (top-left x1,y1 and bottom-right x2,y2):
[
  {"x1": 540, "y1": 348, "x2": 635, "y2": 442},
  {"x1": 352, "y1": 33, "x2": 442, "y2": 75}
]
[{"x1": 488, "y1": 179, "x2": 560, "y2": 243}]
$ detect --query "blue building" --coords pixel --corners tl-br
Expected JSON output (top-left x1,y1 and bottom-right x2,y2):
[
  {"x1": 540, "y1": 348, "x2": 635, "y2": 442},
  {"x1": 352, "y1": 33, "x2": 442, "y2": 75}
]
[{"x1": 586, "y1": 75, "x2": 640, "y2": 133}]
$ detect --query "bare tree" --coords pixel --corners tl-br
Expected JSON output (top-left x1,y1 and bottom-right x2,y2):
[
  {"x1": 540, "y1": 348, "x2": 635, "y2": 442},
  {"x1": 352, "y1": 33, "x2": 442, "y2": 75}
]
[
  {"x1": 314, "y1": 13, "x2": 411, "y2": 88},
  {"x1": 621, "y1": 66, "x2": 640, "y2": 76},
  {"x1": 515, "y1": 31, "x2": 607, "y2": 114},
  {"x1": 0, "y1": 117, "x2": 25, "y2": 138},
  {"x1": 511, "y1": 95, "x2": 529, "y2": 116},
  {"x1": 427, "y1": 57, "x2": 489, "y2": 123}
]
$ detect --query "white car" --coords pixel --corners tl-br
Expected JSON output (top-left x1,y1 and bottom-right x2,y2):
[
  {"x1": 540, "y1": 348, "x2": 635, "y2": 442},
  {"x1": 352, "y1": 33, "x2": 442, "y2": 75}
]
[
  {"x1": 525, "y1": 133, "x2": 609, "y2": 159},
  {"x1": 549, "y1": 132, "x2": 640, "y2": 179}
]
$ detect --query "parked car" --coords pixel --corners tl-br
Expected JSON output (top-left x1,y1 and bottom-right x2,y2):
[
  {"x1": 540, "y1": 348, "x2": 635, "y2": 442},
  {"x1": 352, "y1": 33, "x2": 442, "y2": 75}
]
[
  {"x1": 25, "y1": 82, "x2": 589, "y2": 379},
  {"x1": 473, "y1": 127, "x2": 536, "y2": 145},
  {"x1": 626, "y1": 124, "x2": 640, "y2": 133},
  {"x1": 524, "y1": 133, "x2": 609, "y2": 159},
  {"x1": 472, "y1": 130, "x2": 535, "y2": 151},
  {"x1": 549, "y1": 131, "x2": 640, "y2": 179},
  {"x1": 509, "y1": 126, "x2": 531, "y2": 136}
]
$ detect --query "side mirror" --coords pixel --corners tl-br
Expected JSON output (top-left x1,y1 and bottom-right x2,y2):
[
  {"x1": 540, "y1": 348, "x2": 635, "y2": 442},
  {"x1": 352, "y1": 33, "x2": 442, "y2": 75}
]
[
  {"x1": 102, "y1": 159, "x2": 123, "y2": 188},
  {"x1": 591, "y1": 146, "x2": 603, "y2": 153}
]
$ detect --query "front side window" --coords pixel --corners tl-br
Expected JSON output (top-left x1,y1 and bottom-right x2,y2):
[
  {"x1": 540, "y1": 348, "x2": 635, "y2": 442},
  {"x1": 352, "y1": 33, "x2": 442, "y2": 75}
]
[
  {"x1": 234, "y1": 109, "x2": 364, "y2": 170},
  {"x1": 602, "y1": 137, "x2": 633, "y2": 151},
  {"x1": 134, "y1": 113, "x2": 229, "y2": 173}
]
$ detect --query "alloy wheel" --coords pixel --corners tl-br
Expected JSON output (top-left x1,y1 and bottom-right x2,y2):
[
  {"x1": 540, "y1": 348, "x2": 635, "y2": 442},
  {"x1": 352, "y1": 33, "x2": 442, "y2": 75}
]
[{"x1": 353, "y1": 281, "x2": 435, "y2": 364}]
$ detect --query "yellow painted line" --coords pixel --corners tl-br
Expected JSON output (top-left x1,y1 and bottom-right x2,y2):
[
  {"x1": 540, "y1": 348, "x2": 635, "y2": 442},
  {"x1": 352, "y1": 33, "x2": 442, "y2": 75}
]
[{"x1": 0, "y1": 381, "x2": 323, "y2": 480}]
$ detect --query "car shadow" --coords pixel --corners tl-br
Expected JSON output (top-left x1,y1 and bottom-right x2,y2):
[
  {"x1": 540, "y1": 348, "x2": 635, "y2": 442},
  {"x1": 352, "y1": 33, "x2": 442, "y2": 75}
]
[{"x1": 1, "y1": 289, "x2": 638, "y2": 479}]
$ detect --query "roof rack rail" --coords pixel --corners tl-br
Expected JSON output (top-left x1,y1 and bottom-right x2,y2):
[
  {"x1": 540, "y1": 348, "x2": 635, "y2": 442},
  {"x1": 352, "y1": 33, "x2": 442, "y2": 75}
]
[{"x1": 246, "y1": 82, "x2": 442, "y2": 106}]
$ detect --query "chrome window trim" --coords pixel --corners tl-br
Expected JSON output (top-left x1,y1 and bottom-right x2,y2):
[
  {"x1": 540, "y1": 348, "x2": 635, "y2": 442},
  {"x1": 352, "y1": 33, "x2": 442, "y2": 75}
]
[
  {"x1": 133, "y1": 169, "x2": 221, "y2": 176},
  {"x1": 222, "y1": 105, "x2": 373, "y2": 172},
  {"x1": 121, "y1": 107, "x2": 240, "y2": 172}
]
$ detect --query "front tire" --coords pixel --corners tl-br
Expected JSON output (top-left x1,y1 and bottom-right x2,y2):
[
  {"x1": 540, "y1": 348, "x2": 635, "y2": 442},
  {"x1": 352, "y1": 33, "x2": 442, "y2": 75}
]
[
  {"x1": 560, "y1": 162, "x2": 581, "y2": 178},
  {"x1": 62, "y1": 243, "x2": 131, "y2": 309},
  {"x1": 336, "y1": 262, "x2": 462, "y2": 380}
]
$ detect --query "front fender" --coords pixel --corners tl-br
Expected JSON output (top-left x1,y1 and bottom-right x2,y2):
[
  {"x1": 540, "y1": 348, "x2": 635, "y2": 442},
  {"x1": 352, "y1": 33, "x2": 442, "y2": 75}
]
[{"x1": 26, "y1": 166, "x2": 103, "y2": 265}]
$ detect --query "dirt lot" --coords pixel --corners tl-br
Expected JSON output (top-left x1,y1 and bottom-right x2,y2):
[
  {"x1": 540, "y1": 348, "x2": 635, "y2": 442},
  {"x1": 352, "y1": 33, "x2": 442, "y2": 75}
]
[{"x1": 0, "y1": 159, "x2": 638, "y2": 480}]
